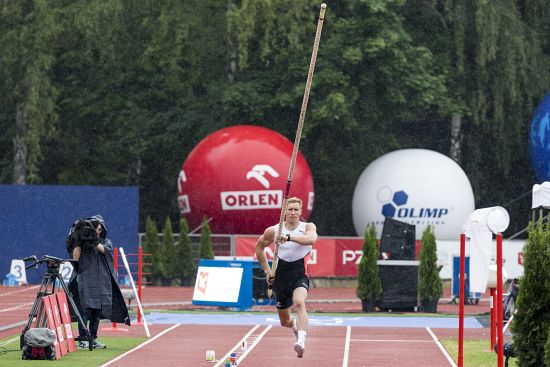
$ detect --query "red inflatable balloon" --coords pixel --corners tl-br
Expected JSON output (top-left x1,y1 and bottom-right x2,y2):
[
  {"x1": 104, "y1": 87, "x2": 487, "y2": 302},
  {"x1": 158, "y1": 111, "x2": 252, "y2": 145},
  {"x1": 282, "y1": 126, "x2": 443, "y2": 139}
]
[{"x1": 177, "y1": 125, "x2": 314, "y2": 234}]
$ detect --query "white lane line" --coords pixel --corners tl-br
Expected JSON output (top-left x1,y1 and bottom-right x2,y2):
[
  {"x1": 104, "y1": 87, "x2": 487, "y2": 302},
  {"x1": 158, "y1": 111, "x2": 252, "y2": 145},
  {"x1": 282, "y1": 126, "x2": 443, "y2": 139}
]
[
  {"x1": 0, "y1": 302, "x2": 34, "y2": 313},
  {"x1": 98, "y1": 324, "x2": 181, "y2": 367},
  {"x1": 0, "y1": 320, "x2": 27, "y2": 332},
  {"x1": 342, "y1": 325, "x2": 351, "y2": 367},
  {"x1": 351, "y1": 339, "x2": 433, "y2": 343},
  {"x1": 213, "y1": 324, "x2": 271, "y2": 367},
  {"x1": 236, "y1": 325, "x2": 268, "y2": 364},
  {"x1": 425, "y1": 327, "x2": 457, "y2": 367},
  {"x1": 0, "y1": 285, "x2": 39, "y2": 297},
  {"x1": 0, "y1": 336, "x2": 19, "y2": 348}
]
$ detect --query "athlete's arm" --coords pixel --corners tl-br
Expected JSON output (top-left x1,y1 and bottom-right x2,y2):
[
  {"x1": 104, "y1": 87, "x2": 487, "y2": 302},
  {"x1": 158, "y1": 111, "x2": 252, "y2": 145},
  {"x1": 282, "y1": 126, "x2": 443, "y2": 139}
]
[
  {"x1": 282, "y1": 223, "x2": 317, "y2": 246},
  {"x1": 256, "y1": 226, "x2": 275, "y2": 277}
]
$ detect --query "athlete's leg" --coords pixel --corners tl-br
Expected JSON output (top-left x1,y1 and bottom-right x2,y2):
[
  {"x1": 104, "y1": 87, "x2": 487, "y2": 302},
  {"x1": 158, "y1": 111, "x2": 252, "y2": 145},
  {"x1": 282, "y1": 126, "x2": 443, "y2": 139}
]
[
  {"x1": 292, "y1": 287, "x2": 309, "y2": 332},
  {"x1": 277, "y1": 307, "x2": 293, "y2": 328},
  {"x1": 292, "y1": 287, "x2": 309, "y2": 358}
]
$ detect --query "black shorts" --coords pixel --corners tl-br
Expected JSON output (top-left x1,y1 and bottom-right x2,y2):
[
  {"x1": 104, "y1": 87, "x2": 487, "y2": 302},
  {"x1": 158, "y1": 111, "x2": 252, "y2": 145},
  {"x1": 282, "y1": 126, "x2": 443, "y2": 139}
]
[{"x1": 273, "y1": 258, "x2": 310, "y2": 309}]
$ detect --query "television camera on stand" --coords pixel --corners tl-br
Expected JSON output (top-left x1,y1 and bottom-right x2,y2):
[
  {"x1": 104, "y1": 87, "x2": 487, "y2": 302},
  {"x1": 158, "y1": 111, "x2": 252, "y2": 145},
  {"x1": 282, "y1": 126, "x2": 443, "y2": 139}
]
[{"x1": 20, "y1": 255, "x2": 92, "y2": 351}]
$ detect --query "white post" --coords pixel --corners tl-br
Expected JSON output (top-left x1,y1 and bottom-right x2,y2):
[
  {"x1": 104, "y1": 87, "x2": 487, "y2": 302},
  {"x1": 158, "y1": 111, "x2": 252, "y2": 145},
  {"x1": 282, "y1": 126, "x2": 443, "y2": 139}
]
[{"x1": 119, "y1": 247, "x2": 151, "y2": 337}]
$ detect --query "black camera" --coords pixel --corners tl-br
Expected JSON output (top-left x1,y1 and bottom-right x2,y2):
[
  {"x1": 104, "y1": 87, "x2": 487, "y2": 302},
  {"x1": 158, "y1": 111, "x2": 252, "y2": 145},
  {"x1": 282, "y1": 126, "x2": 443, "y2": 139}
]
[{"x1": 66, "y1": 219, "x2": 99, "y2": 252}]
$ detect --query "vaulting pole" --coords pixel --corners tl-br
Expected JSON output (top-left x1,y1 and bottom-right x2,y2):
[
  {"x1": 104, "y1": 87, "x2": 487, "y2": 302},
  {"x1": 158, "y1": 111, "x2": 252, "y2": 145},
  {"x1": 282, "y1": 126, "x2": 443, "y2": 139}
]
[{"x1": 268, "y1": 3, "x2": 327, "y2": 297}]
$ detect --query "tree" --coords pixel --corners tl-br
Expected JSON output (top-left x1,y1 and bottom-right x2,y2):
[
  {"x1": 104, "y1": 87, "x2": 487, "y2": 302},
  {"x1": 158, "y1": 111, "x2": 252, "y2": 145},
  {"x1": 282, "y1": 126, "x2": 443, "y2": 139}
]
[
  {"x1": 226, "y1": 0, "x2": 451, "y2": 235},
  {"x1": 512, "y1": 222, "x2": 550, "y2": 366},
  {"x1": 175, "y1": 218, "x2": 195, "y2": 286},
  {"x1": 418, "y1": 225, "x2": 442, "y2": 313},
  {"x1": 401, "y1": 0, "x2": 550, "y2": 236},
  {"x1": 143, "y1": 216, "x2": 162, "y2": 285},
  {"x1": 0, "y1": 0, "x2": 60, "y2": 184},
  {"x1": 200, "y1": 217, "x2": 215, "y2": 260},
  {"x1": 545, "y1": 325, "x2": 550, "y2": 367},
  {"x1": 161, "y1": 217, "x2": 176, "y2": 285},
  {"x1": 356, "y1": 224, "x2": 382, "y2": 312},
  {"x1": 38, "y1": 0, "x2": 229, "y2": 228}
]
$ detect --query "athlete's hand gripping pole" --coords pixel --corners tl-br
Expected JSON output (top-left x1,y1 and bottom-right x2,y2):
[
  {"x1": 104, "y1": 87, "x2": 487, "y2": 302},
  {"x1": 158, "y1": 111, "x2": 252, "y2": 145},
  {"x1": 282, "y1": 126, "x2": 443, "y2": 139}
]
[{"x1": 267, "y1": 3, "x2": 327, "y2": 298}]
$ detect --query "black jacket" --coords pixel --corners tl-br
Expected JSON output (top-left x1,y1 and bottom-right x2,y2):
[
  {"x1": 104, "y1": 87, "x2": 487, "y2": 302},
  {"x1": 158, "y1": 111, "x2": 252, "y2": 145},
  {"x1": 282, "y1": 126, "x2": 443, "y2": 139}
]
[{"x1": 68, "y1": 239, "x2": 130, "y2": 326}]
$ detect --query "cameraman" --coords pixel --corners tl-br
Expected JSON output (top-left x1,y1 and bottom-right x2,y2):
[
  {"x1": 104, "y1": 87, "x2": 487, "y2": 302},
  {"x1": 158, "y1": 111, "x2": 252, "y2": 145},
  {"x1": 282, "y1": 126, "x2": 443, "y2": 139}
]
[{"x1": 67, "y1": 215, "x2": 130, "y2": 349}]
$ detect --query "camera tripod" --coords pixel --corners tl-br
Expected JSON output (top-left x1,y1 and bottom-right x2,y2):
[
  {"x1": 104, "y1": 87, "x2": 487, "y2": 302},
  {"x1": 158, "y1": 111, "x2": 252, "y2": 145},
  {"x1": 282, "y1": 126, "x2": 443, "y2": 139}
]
[{"x1": 20, "y1": 255, "x2": 93, "y2": 351}]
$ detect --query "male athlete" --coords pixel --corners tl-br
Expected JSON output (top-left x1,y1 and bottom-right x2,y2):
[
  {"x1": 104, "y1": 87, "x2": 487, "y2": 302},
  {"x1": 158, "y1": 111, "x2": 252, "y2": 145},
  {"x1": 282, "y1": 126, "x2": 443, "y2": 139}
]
[{"x1": 255, "y1": 197, "x2": 317, "y2": 358}]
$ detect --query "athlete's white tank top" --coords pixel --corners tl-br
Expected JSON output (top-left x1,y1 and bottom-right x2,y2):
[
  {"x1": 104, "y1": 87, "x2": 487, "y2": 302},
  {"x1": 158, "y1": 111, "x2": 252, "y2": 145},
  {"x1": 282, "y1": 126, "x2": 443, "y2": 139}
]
[{"x1": 274, "y1": 221, "x2": 312, "y2": 262}]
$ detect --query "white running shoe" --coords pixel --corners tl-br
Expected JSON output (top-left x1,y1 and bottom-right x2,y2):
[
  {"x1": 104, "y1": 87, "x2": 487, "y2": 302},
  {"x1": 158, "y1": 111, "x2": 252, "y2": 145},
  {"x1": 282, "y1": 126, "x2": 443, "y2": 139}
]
[
  {"x1": 292, "y1": 318, "x2": 298, "y2": 341},
  {"x1": 294, "y1": 342, "x2": 305, "y2": 358}
]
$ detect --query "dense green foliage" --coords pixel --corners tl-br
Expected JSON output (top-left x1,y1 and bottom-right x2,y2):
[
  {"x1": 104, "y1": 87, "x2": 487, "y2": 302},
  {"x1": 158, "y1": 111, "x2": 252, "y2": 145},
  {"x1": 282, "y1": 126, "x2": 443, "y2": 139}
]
[
  {"x1": 512, "y1": 222, "x2": 550, "y2": 366},
  {"x1": 356, "y1": 224, "x2": 382, "y2": 300},
  {"x1": 176, "y1": 218, "x2": 195, "y2": 286},
  {"x1": 418, "y1": 225, "x2": 442, "y2": 303},
  {"x1": 200, "y1": 217, "x2": 215, "y2": 260},
  {"x1": 161, "y1": 217, "x2": 176, "y2": 284},
  {"x1": 0, "y1": 1, "x2": 548, "y2": 235},
  {"x1": 142, "y1": 216, "x2": 162, "y2": 285}
]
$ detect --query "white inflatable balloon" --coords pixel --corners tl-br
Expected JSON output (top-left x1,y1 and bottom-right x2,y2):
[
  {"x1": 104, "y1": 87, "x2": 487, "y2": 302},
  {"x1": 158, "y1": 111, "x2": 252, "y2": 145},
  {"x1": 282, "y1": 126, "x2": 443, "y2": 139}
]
[{"x1": 352, "y1": 149, "x2": 475, "y2": 240}]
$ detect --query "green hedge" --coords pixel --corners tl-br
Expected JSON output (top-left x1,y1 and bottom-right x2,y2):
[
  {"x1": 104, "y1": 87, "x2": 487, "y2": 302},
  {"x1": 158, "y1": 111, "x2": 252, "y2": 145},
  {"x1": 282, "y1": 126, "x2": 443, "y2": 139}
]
[{"x1": 512, "y1": 221, "x2": 550, "y2": 366}]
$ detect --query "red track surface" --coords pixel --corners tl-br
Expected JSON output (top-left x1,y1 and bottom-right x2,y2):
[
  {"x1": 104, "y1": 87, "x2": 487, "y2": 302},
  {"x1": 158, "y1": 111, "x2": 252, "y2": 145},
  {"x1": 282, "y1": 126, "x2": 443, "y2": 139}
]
[
  {"x1": 1, "y1": 285, "x2": 494, "y2": 366},
  {"x1": 98, "y1": 324, "x2": 461, "y2": 367}
]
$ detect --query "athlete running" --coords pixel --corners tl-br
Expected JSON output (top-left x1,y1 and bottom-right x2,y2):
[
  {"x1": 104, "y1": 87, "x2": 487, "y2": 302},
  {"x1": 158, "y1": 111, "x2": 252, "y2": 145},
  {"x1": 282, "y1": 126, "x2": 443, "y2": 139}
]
[{"x1": 255, "y1": 197, "x2": 317, "y2": 358}]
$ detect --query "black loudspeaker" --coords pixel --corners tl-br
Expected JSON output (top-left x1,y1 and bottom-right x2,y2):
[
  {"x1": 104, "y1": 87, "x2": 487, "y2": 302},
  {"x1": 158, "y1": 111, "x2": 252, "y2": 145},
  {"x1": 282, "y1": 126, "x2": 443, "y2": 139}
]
[
  {"x1": 378, "y1": 261, "x2": 419, "y2": 311},
  {"x1": 380, "y1": 217, "x2": 416, "y2": 260}
]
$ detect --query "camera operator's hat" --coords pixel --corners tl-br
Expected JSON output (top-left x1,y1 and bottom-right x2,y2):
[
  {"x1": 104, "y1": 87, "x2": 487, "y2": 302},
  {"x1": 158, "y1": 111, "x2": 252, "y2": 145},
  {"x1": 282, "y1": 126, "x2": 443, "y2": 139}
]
[{"x1": 88, "y1": 214, "x2": 107, "y2": 238}]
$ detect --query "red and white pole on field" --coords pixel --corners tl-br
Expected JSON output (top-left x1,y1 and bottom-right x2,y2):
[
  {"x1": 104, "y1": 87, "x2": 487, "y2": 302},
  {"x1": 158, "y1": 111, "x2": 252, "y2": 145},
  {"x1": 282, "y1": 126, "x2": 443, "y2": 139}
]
[
  {"x1": 120, "y1": 247, "x2": 150, "y2": 337},
  {"x1": 489, "y1": 287, "x2": 496, "y2": 350},
  {"x1": 102, "y1": 246, "x2": 150, "y2": 329},
  {"x1": 496, "y1": 233, "x2": 503, "y2": 367},
  {"x1": 461, "y1": 207, "x2": 509, "y2": 367},
  {"x1": 137, "y1": 246, "x2": 144, "y2": 324}
]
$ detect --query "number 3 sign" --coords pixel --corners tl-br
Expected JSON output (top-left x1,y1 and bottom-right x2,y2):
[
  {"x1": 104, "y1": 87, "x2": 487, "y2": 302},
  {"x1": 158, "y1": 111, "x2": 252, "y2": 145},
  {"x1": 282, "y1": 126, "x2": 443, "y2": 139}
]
[{"x1": 10, "y1": 259, "x2": 27, "y2": 284}]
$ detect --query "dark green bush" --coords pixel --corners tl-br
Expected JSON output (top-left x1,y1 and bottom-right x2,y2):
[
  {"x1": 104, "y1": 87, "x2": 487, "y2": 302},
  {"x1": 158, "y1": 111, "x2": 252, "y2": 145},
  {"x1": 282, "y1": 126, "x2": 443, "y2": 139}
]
[
  {"x1": 418, "y1": 225, "x2": 442, "y2": 302},
  {"x1": 356, "y1": 224, "x2": 382, "y2": 301},
  {"x1": 161, "y1": 217, "x2": 176, "y2": 285},
  {"x1": 512, "y1": 221, "x2": 550, "y2": 366},
  {"x1": 175, "y1": 218, "x2": 195, "y2": 286},
  {"x1": 200, "y1": 216, "x2": 215, "y2": 259},
  {"x1": 143, "y1": 216, "x2": 163, "y2": 285}
]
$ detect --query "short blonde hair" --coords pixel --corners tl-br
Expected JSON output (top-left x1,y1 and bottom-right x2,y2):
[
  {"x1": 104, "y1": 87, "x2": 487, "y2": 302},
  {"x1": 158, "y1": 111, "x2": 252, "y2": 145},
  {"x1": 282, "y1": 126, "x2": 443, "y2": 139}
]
[{"x1": 287, "y1": 197, "x2": 303, "y2": 208}]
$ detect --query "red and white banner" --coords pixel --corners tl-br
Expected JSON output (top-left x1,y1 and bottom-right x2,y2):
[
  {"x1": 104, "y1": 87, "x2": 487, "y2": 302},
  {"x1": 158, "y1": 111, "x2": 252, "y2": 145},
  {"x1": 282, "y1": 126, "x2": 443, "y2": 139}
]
[
  {"x1": 235, "y1": 236, "x2": 525, "y2": 279},
  {"x1": 235, "y1": 236, "x2": 365, "y2": 277},
  {"x1": 41, "y1": 296, "x2": 62, "y2": 359},
  {"x1": 50, "y1": 295, "x2": 68, "y2": 356},
  {"x1": 56, "y1": 292, "x2": 77, "y2": 352}
]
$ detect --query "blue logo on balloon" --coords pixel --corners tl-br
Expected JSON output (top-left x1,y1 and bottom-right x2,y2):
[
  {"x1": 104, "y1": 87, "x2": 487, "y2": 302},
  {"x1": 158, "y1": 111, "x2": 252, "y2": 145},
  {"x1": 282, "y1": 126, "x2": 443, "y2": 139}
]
[
  {"x1": 380, "y1": 190, "x2": 448, "y2": 219},
  {"x1": 529, "y1": 92, "x2": 550, "y2": 182}
]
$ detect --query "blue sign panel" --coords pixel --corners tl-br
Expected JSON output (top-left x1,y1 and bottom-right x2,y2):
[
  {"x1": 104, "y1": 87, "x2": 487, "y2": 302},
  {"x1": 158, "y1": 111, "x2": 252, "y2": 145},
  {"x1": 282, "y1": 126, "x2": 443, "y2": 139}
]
[{"x1": 0, "y1": 185, "x2": 139, "y2": 284}]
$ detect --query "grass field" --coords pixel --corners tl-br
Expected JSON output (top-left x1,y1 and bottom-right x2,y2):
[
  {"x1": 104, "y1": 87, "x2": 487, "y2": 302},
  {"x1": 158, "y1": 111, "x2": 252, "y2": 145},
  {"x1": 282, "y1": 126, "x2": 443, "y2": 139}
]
[
  {"x1": 441, "y1": 338, "x2": 518, "y2": 367},
  {"x1": 0, "y1": 335, "x2": 145, "y2": 366}
]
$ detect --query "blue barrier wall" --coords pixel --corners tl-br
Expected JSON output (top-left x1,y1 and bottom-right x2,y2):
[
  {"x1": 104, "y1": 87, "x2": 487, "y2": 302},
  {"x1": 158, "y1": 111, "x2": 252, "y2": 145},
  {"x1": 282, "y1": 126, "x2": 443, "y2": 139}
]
[{"x1": 0, "y1": 185, "x2": 139, "y2": 284}]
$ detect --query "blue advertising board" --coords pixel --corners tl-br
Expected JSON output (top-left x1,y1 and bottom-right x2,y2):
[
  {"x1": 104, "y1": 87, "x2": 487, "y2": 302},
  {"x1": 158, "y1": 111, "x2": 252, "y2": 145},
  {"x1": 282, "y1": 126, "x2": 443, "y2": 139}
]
[
  {"x1": 0, "y1": 185, "x2": 139, "y2": 284},
  {"x1": 192, "y1": 259, "x2": 275, "y2": 311}
]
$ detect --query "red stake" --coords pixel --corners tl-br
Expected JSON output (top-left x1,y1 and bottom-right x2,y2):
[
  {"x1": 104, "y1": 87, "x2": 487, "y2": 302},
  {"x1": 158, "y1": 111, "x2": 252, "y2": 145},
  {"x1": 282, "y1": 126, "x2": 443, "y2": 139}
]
[
  {"x1": 496, "y1": 233, "x2": 503, "y2": 367},
  {"x1": 458, "y1": 233, "x2": 465, "y2": 367}
]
